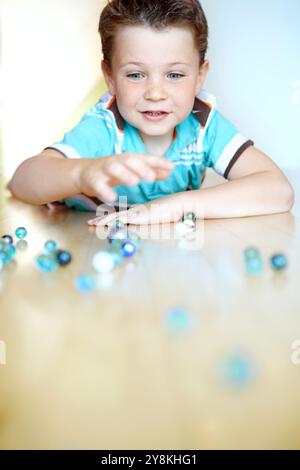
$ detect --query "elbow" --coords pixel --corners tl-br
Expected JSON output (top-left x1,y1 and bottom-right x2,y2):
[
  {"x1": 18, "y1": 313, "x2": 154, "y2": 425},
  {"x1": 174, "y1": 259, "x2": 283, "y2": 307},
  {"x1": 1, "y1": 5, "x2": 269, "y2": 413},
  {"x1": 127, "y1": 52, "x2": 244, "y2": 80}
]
[
  {"x1": 279, "y1": 176, "x2": 295, "y2": 213},
  {"x1": 263, "y1": 172, "x2": 295, "y2": 215},
  {"x1": 285, "y1": 183, "x2": 295, "y2": 212},
  {"x1": 6, "y1": 167, "x2": 33, "y2": 204},
  {"x1": 6, "y1": 176, "x2": 17, "y2": 198},
  {"x1": 6, "y1": 169, "x2": 25, "y2": 201},
  {"x1": 6, "y1": 159, "x2": 33, "y2": 203}
]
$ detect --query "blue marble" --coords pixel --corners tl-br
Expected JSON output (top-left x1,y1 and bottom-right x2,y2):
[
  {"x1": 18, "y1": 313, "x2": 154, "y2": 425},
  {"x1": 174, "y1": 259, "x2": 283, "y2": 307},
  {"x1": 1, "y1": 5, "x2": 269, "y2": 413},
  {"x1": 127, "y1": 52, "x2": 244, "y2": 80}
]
[
  {"x1": 164, "y1": 307, "x2": 194, "y2": 333},
  {"x1": 15, "y1": 227, "x2": 27, "y2": 239},
  {"x1": 0, "y1": 241, "x2": 7, "y2": 251},
  {"x1": 182, "y1": 212, "x2": 196, "y2": 223},
  {"x1": 44, "y1": 240, "x2": 58, "y2": 254},
  {"x1": 36, "y1": 254, "x2": 58, "y2": 272},
  {"x1": 245, "y1": 256, "x2": 263, "y2": 274},
  {"x1": 55, "y1": 250, "x2": 72, "y2": 266},
  {"x1": 113, "y1": 218, "x2": 125, "y2": 231},
  {"x1": 244, "y1": 247, "x2": 263, "y2": 274},
  {"x1": 1, "y1": 235, "x2": 13, "y2": 245},
  {"x1": 76, "y1": 274, "x2": 97, "y2": 292},
  {"x1": 182, "y1": 212, "x2": 196, "y2": 230},
  {"x1": 271, "y1": 253, "x2": 288, "y2": 271},
  {"x1": 219, "y1": 352, "x2": 257, "y2": 387},
  {"x1": 0, "y1": 243, "x2": 16, "y2": 265},
  {"x1": 121, "y1": 241, "x2": 136, "y2": 258},
  {"x1": 244, "y1": 246, "x2": 260, "y2": 259}
]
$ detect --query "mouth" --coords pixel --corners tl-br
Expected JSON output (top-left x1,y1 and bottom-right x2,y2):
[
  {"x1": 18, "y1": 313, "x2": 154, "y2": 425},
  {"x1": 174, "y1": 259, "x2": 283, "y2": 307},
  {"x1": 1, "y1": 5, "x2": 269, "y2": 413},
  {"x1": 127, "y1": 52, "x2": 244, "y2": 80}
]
[
  {"x1": 141, "y1": 111, "x2": 169, "y2": 115},
  {"x1": 141, "y1": 111, "x2": 170, "y2": 121}
]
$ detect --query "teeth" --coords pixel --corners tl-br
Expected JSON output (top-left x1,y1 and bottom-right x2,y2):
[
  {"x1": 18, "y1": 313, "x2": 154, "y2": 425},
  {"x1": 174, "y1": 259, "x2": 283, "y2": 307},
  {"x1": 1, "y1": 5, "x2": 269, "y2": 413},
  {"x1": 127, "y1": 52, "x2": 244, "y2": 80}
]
[{"x1": 147, "y1": 112, "x2": 162, "y2": 116}]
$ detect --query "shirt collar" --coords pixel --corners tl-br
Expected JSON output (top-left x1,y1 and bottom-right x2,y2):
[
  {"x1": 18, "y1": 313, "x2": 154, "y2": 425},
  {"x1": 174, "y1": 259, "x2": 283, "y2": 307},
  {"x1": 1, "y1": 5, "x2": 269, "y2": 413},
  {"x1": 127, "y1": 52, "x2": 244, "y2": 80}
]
[{"x1": 106, "y1": 94, "x2": 212, "y2": 152}]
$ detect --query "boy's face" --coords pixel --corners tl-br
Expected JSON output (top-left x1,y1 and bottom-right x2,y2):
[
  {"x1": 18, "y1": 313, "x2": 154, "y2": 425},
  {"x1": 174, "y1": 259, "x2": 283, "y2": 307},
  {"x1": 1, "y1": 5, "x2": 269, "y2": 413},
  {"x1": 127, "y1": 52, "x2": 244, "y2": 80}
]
[{"x1": 102, "y1": 25, "x2": 209, "y2": 144}]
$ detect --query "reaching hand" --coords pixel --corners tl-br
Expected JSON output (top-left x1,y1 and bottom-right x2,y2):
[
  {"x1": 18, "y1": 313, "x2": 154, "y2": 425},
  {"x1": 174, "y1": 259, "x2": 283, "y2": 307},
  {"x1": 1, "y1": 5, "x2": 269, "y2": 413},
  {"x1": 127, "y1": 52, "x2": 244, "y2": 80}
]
[{"x1": 75, "y1": 153, "x2": 175, "y2": 203}]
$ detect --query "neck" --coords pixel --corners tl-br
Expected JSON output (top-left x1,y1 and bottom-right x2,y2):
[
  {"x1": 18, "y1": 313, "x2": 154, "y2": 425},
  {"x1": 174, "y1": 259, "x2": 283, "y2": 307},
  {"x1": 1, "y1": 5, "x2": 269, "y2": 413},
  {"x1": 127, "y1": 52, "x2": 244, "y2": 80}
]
[{"x1": 139, "y1": 129, "x2": 175, "y2": 156}]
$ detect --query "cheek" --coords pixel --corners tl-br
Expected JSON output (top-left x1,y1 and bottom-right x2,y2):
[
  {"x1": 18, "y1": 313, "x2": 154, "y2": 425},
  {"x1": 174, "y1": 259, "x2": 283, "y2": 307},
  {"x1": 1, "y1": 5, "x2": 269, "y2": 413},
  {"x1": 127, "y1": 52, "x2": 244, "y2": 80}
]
[
  {"x1": 173, "y1": 81, "x2": 196, "y2": 99},
  {"x1": 117, "y1": 81, "x2": 141, "y2": 101},
  {"x1": 173, "y1": 90, "x2": 195, "y2": 109},
  {"x1": 115, "y1": 94, "x2": 137, "y2": 119},
  {"x1": 118, "y1": 95, "x2": 137, "y2": 113}
]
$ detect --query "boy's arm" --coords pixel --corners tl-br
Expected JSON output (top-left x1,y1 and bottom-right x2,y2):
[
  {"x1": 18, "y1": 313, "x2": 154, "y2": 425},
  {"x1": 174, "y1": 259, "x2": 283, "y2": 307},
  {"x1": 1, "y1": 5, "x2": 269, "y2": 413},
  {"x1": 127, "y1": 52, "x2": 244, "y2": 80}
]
[
  {"x1": 188, "y1": 145, "x2": 295, "y2": 219},
  {"x1": 88, "y1": 146, "x2": 295, "y2": 225},
  {"x1": 7, "y1": 149, "x2": 84, "y2": 205},
  {"x1": 7, "y1": 149, "x2": 174, "y2": 206}
]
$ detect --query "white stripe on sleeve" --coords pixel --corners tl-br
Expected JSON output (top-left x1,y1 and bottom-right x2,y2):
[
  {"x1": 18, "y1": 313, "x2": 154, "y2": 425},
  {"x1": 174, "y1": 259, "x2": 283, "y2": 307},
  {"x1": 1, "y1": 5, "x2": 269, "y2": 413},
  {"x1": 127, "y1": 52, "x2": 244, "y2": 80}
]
[
  {"x1": 214, "y1": 134, "x2": 248, "y2": 176},
  {"x1": 49, "y1": 143, "x2": 81, "y2": 159}
]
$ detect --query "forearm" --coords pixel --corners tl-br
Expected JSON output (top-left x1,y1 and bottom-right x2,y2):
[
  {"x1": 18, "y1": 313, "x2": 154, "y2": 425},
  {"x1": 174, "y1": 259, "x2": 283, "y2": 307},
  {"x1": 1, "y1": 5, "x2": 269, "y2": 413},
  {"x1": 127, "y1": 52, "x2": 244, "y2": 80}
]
[
  {"x1": 88, "y1": 170, "x2": 295, "y2": 227},
  {"x1": 181, "y1": 170, "x2": 295, "y2": 219},
  {"x1": 8, "y1": 155, "x2": 82, "y2": 205},
  {"x1": 133, "y1": 171, "x2": 294, "y2": 223}
]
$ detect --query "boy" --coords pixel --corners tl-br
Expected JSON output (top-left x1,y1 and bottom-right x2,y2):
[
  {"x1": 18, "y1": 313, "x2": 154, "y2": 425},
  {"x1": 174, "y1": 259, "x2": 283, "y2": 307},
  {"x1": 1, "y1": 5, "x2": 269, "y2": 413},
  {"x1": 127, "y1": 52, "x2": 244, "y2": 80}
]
[{"x1": 8, "y1": 0, "x2": 294, "y2": 226}]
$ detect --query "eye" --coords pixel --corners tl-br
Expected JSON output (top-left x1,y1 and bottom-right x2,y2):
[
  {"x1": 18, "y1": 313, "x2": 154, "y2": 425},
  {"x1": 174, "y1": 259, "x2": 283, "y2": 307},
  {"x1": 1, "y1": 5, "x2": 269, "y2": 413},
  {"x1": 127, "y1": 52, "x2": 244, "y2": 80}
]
[
  {"x1": 168, "y1": 73, "x2": 185, "y2": 80},
  {"x1": 127, "y1": 72, "x2": 144, "y2": 80}
]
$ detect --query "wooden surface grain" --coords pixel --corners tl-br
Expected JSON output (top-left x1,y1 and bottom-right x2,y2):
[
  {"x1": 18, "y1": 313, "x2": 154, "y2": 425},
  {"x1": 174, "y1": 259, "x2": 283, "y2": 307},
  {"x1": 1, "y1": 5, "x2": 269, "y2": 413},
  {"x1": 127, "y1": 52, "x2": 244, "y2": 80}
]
[{"x1": 0, "y1": 169, "x2": 299, "y2": 449}]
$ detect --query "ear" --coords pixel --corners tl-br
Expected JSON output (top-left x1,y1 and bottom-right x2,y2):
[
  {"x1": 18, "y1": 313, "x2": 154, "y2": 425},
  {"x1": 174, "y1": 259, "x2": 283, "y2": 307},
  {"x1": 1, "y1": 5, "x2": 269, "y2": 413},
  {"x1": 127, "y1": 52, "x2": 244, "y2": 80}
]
[
  {"x1": 101, "y1": 60, "x2": 116, "y2": 95},
  {"x1": 195, "y1": 59, "x2": 209, "y2": 96}
]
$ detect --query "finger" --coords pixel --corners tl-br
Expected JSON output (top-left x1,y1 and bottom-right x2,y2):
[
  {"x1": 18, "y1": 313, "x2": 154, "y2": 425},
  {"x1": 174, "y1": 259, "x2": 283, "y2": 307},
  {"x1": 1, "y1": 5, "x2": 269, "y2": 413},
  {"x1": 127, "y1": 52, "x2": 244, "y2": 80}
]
[
  {"x1": 87, "y1": 216, "x2": 103, "y2": 226},
  {"x1": 96, "y1": 212, "x2": 128, "y2": 227},
  {"x1": 154, "y1": 169, "x2": 172, "y2": 180},
  {"x1": 124, "y1": 158, "x2": 156, "y2": 182},
  {"x1": 87, "y1": 212, "x2": 117, "y2": 226},
  {"x1": 106, "y1": 161, "x2": 140, "y2": 186},
  {"x1": 93, "y1": 181, "x2": 117, "y2": 203},
  {"x1": 143, "y1": 156, "x2": 175, "y2": 170}
]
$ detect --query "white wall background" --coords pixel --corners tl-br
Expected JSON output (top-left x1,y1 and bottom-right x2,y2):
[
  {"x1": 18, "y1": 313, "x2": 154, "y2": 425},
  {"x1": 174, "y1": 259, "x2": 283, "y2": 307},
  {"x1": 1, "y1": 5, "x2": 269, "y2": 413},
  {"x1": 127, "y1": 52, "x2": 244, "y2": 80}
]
[
  {"x1": 1, "y1": 0, "x2": 300, "y2": 179},
  {"x1": 201, "y1": 0, "x2": 300, "y2": 170},
  {"x1": 0, "y1": 0, "x2": 106, "y2": 179}
]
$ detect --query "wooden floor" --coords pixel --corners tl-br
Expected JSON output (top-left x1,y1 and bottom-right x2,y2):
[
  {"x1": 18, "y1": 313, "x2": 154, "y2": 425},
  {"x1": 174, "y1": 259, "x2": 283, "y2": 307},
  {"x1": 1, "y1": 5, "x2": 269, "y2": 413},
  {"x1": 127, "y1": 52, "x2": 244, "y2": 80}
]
[{"x1": 0, "y1": 169, "x2": 300, "y2": 450}]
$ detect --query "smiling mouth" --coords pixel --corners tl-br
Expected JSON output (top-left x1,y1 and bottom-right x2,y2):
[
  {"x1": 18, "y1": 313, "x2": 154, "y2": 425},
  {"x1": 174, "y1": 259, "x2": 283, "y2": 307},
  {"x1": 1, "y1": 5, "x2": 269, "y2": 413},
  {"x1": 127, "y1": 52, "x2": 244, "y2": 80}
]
[{"x1": 142, "y1": 111, "x2": 169, "y2": 115}]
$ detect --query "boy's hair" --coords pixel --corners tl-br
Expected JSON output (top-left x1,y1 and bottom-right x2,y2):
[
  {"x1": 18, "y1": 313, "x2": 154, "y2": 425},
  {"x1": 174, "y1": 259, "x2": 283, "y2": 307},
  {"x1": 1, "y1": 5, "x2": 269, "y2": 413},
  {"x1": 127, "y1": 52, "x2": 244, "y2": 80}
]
[{"x1": 98, "y1": 0, "x2": 208, "y2": 68}]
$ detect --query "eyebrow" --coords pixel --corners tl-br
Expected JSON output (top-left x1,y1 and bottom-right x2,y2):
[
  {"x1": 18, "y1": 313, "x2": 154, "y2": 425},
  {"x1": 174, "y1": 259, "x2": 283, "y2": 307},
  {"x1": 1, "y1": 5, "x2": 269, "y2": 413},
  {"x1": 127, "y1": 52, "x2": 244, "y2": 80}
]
[{"x1": 121, "y1": 61, "x2": 190, "y2": 67}]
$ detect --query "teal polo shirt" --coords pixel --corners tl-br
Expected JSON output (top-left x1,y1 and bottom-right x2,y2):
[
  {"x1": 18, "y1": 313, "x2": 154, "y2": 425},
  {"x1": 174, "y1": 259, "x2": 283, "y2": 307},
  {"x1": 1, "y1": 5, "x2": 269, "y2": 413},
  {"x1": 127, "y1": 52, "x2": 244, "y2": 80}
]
[{"x1": 45, "y1": 90, "x2": 253, "y2": 211}]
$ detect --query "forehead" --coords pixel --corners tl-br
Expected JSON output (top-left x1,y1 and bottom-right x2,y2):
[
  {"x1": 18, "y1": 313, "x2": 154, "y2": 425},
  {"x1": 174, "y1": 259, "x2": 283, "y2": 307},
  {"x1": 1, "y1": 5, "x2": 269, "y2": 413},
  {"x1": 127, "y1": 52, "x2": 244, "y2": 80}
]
[{"x1": 112, "y1": 25, "x2": 197, "y2": 68}]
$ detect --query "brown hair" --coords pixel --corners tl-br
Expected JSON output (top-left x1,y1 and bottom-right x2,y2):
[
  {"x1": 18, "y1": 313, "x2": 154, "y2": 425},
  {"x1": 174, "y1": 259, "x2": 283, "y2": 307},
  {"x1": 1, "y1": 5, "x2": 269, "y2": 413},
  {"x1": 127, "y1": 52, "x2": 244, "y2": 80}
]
[{"x1": 98, "y1": 0, "x2": 208, "y2": 68}]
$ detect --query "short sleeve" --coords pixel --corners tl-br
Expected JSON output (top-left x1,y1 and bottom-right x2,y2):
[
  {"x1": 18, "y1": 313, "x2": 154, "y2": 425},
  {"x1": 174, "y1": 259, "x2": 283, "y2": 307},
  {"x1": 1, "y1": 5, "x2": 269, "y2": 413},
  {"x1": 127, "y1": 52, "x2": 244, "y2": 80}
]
[
  {"x1": 203, "y1": 110, "x2": 254, "y2": 179},
  {"x1": 45, "y1": 112, "x2": 115, "y2": 159}
]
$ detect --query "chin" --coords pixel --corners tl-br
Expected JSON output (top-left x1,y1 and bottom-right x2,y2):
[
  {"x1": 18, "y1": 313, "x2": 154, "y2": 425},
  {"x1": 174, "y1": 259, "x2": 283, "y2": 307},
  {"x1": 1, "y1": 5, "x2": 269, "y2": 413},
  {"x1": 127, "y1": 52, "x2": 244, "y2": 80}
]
[{"x1": 140, "y1": 128, "x2": 171, "y2": 137}]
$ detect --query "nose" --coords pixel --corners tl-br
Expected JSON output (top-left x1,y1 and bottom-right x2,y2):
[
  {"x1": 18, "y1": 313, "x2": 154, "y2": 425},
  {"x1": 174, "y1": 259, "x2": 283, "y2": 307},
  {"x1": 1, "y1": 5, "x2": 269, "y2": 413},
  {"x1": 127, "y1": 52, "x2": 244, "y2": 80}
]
[{"x1": 144, "y1": 78, "x2": 168, "y2": 101}]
